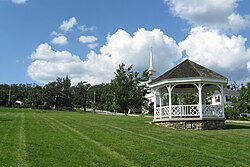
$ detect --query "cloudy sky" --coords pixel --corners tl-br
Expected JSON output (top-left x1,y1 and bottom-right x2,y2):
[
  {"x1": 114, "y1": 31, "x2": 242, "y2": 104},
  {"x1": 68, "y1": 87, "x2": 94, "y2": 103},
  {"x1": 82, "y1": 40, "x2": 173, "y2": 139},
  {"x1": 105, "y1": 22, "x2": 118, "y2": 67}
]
[{"x1": 1, "y1": 0, "x2": 250, "y2": 85}]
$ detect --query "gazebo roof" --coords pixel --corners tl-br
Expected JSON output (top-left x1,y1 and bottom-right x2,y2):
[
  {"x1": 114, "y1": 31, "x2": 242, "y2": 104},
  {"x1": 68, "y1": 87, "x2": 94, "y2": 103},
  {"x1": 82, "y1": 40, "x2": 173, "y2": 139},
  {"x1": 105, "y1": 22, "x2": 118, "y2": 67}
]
[{"x1": 151, "y1": 59, "x2": 227, "y2": 84}]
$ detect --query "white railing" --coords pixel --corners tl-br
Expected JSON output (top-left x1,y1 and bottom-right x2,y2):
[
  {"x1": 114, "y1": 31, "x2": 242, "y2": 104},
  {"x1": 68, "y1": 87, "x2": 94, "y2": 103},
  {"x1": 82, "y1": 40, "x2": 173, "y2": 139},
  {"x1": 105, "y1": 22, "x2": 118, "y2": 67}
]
[
  {"x1": 203, "y1": 105, "x2": 223, "y2": 118},
  {"x1": 171, "y1": 105, "x2": 199, "y2": 117},
  {"x1": 155, "y1": 106, "x2": 169, "y2": 119},
  {"x1": 154, "y1": 104, "x2": 223, "y2": 119}
]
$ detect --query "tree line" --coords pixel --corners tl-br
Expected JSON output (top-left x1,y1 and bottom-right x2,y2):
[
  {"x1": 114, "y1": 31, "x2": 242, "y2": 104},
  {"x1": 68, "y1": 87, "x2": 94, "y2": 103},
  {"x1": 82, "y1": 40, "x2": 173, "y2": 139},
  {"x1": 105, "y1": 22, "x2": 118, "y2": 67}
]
[
  {"x1": 0, "y1": 64, "x2": 149, "y2": 114},
  {"x1": 0, "y1": 63, "x2": 249, "y2": 117}
]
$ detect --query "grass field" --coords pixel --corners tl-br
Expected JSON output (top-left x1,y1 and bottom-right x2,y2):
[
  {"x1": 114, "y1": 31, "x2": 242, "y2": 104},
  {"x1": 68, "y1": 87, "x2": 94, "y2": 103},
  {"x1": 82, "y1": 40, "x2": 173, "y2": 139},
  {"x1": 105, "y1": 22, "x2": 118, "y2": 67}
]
[{"x1": 0, "y1": 107, "x2": 249, "y2": 167}]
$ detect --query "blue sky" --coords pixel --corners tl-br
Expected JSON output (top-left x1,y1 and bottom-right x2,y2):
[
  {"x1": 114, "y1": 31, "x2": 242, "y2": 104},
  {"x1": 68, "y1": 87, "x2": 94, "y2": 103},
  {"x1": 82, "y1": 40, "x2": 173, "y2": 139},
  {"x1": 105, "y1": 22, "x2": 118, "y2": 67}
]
[{"x1": 1, "y1": 0, "x2": 250, "y2": 85}]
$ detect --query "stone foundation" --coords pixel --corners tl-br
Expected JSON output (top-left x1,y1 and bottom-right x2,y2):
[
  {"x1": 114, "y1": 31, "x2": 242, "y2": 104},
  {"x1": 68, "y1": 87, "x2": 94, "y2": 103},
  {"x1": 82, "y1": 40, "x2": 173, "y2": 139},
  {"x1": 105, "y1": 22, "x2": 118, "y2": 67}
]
[{"x1": 153, "y1": 119, "x2": 225, "y2": 130}]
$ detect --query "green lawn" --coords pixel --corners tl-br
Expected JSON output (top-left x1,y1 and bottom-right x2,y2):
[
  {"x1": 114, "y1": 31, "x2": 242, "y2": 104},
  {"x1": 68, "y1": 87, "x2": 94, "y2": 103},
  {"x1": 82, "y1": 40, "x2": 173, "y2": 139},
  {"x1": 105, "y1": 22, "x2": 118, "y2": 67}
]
[{"x1": 0, "y1": 108, "x2": 249, "y2": 167}]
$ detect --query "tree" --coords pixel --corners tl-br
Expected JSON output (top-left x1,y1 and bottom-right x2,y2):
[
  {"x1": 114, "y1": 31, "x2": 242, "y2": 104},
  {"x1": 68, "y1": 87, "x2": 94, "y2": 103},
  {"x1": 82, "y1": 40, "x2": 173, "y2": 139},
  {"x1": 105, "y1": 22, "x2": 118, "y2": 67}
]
[
  {"x1": 0, "y1": 84, "x2": 9, "y2": 106},
  {"x1": 44, "y1": 81, "x2": 60, "y2": 109},
  {"x1": 43, "y1": 77, "x2": 72, "y2": 109},
  {"x1": 182, "y1": 94, "x2": 198, "y2": 105},
  {"x1": 225, "y1": 96, "x2": 239, "y2": 119},
  {"x1": 28, "y1": 85, "x2": 44, "y2": 108},
  {"x1": 61, "y1": 76, "x2": 72, "y2": 108},
  {"x1": 225, "y1": 82, "x2": 250, "y2": 119},
  {"x1": 230, "y1": 82, "x2": 240, "y2": 91},
  {"x1": 73, "y1": 81, "x2": 91, "y2": 112},
  {"x1": 237, "y1": 82, "x2": 250, "y2": 113},
  {"x1": 86, "y1": 83, "x2": 113, "y2": 111},
  {"x1": 110, "y1": 63, "x2": 148, "y2": 115}
]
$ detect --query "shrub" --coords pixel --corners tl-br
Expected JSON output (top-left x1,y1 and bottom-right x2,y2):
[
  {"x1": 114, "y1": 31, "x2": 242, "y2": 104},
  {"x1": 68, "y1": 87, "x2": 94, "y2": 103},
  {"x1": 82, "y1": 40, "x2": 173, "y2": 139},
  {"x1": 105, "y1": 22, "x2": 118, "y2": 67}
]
[{"x1": 225, "y1": 107, "x2": 239, "y2": 119}]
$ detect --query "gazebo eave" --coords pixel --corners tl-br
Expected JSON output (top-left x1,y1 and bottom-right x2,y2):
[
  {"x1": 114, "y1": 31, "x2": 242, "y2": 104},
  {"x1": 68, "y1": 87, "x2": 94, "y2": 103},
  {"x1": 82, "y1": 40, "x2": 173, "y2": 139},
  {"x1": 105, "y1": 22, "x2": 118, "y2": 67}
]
[{"x1": 149, "y1": 76, "x2": 228, "y2": 89}]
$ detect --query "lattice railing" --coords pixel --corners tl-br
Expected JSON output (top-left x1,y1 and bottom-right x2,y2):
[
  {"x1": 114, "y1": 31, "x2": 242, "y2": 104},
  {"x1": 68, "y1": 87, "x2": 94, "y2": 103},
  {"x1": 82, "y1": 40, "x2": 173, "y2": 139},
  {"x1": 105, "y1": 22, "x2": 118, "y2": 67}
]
[
  {"x1": 155, "y1": 104, "x2": 223, "y2": 119},
  {"x1": 203, "y1": 105, "x2": 223, "y2": 117},
  {"x1": 155, "y1": 106, "x2": 169, "y2": 118},
  {"x1": 171, "y1": 105, "x2": 199, "y2": 116},
  {"x1": 155, "y1": 105, "x2": 199, "y2": 119}
]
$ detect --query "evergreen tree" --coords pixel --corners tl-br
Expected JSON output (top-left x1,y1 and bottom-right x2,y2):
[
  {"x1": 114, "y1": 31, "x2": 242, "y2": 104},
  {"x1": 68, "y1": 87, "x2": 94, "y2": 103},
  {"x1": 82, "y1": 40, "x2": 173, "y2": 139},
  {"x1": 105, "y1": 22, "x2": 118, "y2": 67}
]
[
  {"x1": 86, "y1": 83, "x2": 113, "y2": 111},
  {"x1": 0, "y1": 84, "x2": 9, "y2": 106},
  {"x1": 44, "y1": 81, "x2": 60, "y2": 109},
  {"x1": 73, "y1": 81, "x2": 91, "y2": 111},
  {"x1": 28, "y1": 85, "x2": 44, "y2": 108},
  {"x1": 43, "y1": 77, "x2": 72, "y2": 109},
  {"x1": 237, "y1": 82, "x2": 250, "y2": 113},
  {"x1": 61, "y1": 76, "x2": 72, "y2": 108},
  {"x1": 110, "y1": 63, "x2": 148, "y2": 115}
]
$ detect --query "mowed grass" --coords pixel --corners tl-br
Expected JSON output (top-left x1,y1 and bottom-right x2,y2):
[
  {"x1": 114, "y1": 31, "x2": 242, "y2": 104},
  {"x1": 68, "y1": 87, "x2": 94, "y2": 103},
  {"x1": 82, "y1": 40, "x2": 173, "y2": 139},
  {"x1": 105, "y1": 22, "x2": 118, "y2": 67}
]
[{"x1": 0, "y1": 108, "x2": 249, "y2": 167}]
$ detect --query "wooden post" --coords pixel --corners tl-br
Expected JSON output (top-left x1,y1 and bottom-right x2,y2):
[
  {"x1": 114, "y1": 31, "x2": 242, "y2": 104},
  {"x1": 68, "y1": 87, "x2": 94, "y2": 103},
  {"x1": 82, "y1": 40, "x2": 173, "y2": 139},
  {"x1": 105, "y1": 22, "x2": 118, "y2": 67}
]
[
  {"x1": 159, "y1": 93, "x2": 162, "y2": 119},
  {"x1": 220, "y1": 84, "x2": 225, "y2": 118},
  {"x1": 154, "y1": 90, "x2": 157, "y2": 120},
  {"x1": 167, "y1": 85, "x2": 172, "y2": 119},
  {"x1": 197, "y1": 83, "x2": 203, "y2": 118}
]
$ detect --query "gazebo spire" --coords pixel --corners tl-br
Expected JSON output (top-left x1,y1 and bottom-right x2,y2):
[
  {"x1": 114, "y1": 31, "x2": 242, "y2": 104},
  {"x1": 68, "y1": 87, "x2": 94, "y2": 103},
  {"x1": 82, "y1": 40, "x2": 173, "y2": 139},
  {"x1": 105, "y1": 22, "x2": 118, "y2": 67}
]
[{"x1": 148, "y1": 47, "x2": 156, "y2": 81}]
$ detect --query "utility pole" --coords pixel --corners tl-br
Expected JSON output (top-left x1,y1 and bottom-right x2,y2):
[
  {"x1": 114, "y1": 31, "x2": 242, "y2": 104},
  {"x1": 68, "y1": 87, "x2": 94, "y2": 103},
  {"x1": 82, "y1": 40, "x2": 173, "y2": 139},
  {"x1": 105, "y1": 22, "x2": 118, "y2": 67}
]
[
  {"x1": 8, "y1": 84, "x2": 11, "y2": 105},
  {"x1": 93, "y1": 91, "x2": 96, "y2": 103}
]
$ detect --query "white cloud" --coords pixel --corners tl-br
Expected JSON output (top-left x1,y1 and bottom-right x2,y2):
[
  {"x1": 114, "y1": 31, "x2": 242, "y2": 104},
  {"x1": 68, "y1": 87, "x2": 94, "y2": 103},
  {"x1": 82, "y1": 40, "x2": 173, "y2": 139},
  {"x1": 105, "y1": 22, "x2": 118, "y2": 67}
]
[
  {"x1": 59, "y1": 17, "x2": 77, "y2": 32},
  {"x1": 15, "y1": 60, "x2": 24, "y2": 64},
  {"x1": 28, "y1": 43, "x2": 87, "y2": 85},
  {"x1": 99, "y1": 28, "x2": 181, "y2": 74},
  {"x1": 247, "y1": 61, "x2": 250, "y2": 71},
  {"x1": 78, "y1": 25, "x2": 97, "y2": 32},
  {"x1": 179, "y1": 26, "x2": 250, "y2": 82},
  {"x1": 30, "y1": 43, "x2": 80, "y2": 62},
  {"x1": 87, "y1": 43, "x2": 99, "y2": 49},
  {"x1": 165, "y1": 0, "x2": 249, "y2": 32},
  {"x1": 78, "y1": 35, "x2": 98, "y2": 43},
  {"x1": 50, "y1": 31, "x2": 63, "y2": 37},
  {"x1": 51, "y1": 36, "x2": 68, "y2": 45},
  {"x1": 11, "y1": 0, "x2": 28, "y2": 4},
  {"x1": 28, "y1": 28, "x2": 181, "y2": 85},
  {"x1": 228, "y1": 13, "x2": 250, "y2": 32}
]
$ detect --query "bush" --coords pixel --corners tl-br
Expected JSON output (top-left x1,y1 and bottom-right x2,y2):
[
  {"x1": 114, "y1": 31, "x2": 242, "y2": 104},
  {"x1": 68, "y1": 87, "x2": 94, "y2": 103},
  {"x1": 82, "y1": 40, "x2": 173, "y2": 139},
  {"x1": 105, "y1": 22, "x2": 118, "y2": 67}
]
[
  {"x1": 225, "y1": 107, "x2": 239, "y2": 119},
  {"x1": 238, "y1": 116, "x2": 250, "y2": 121},
  {"x1": 34, "y1": 105, "x2": 50, "y2": 110},
  {"x1": 63, "y1": 107, "x2": 76, "y2": 111}
]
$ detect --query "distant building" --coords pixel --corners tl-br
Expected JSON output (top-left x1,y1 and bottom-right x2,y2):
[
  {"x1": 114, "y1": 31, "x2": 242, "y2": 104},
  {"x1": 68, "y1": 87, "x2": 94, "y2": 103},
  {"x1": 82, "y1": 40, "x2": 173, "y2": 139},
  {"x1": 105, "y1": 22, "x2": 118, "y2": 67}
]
[{"x1": 211, "y1": 87, "x2": 239, "y2": 106}]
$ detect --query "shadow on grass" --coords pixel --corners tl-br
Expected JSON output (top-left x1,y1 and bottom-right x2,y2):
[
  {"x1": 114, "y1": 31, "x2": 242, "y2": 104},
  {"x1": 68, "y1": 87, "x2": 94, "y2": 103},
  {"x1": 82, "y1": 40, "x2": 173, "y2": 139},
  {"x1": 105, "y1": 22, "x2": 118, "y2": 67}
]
[
  {"x1": 225, "y1": 124, "x2": 250, "y2": 130},
  {"x1": 0, "y1": 119, "x2": 12, "y2": 122}
]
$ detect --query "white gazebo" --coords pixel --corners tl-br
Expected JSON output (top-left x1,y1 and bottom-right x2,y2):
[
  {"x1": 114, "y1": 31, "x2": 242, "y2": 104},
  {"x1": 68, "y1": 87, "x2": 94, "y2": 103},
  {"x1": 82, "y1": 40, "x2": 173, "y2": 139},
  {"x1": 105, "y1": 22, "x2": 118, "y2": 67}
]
[{"x1": 149, "y1": 59, "x2": 228, "y2": 130}]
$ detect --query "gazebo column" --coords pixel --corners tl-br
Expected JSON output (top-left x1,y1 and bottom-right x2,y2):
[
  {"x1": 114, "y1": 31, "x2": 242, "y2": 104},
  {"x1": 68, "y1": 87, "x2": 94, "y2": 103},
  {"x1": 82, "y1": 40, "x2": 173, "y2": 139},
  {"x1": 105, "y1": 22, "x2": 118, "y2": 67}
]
[
  {"x1": 167, "y1": 85, "x2": 174, "y2": 118},
  {"x1": 219, "y1": 84, "x2": 225, "y2": 118},
  {"x1": 153, "y1": 89, "x2": 157, "y2": 120},
  {"x1": 196, "y1": 83, "x2": 204, "y2": 118}
]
